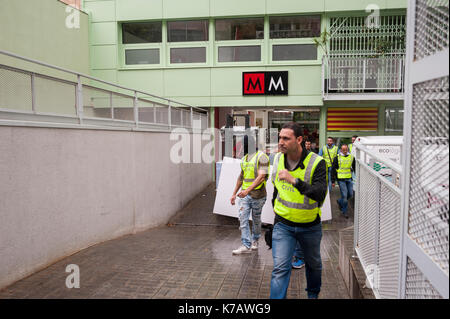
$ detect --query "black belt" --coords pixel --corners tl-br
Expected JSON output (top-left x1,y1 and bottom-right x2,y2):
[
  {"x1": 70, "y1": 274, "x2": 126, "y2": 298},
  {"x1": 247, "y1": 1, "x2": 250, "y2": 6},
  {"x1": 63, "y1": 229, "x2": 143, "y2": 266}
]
[{"x1": 274, "y1": 213, "x2": 321, "y2": 228}]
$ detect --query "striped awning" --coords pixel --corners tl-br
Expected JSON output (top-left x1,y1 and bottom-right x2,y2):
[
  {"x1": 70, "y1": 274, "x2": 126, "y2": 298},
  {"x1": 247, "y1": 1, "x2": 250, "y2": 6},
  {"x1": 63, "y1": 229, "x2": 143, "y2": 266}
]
[{"x1": 327, "y1": 107, "x2": 378, "y2": 131}]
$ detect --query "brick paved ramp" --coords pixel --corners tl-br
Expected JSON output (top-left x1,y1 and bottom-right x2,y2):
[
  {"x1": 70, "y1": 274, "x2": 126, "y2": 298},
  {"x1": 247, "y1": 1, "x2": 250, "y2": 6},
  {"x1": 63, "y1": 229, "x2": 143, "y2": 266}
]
[{"x1": 0, "y1": 184, "x2": 351, "y2": 299}]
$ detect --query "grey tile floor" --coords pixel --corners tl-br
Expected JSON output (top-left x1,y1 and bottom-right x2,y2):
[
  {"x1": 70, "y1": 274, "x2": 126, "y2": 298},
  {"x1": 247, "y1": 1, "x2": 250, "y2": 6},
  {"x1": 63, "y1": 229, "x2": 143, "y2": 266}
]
[{"x1": 0, "y1": 184, "x2": 352, "y2": 299}]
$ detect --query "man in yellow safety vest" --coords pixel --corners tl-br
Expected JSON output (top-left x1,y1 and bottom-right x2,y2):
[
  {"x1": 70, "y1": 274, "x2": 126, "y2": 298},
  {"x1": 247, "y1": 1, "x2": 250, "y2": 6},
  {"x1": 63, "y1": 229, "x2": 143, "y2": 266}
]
[
  {"x1": 269, "y1": 122, "x2": 327, "y2": 299},
  {"x1": 230, "y1": 135, "x2": 269, "y2": 255},
  {"x1": 319, "y1": 137, "x2": 338, "y2": 193},
  {"x1": 331, "y1": 144, "x2": 355, "y2": 218}
]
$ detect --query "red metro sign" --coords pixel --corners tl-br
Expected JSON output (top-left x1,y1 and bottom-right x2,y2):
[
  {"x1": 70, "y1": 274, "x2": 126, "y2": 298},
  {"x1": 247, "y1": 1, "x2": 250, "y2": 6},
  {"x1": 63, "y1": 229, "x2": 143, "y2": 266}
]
[{"x1": 243, "y1": 71, "x2": 288, "y2": 96}]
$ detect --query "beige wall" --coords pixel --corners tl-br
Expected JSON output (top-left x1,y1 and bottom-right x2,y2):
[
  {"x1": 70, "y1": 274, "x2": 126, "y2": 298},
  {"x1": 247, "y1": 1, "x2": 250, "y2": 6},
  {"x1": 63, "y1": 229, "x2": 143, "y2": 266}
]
[{"x1": 0, "y1": 126, "x2": 212, "y2": 289}]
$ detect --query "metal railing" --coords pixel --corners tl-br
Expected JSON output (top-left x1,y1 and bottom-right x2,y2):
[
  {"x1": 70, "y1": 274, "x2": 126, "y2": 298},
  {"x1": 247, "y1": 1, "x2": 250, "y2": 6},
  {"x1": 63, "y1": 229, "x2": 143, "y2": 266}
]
[
  {"x1": 353, "y1": 140, "x2": 403, "y2": 299},
  {"x1": 0, "y1": 49, "x2": 208, "y2": 131},
  {"x1": 323, "y1": 54, "x2": 405, "y2": 97}
]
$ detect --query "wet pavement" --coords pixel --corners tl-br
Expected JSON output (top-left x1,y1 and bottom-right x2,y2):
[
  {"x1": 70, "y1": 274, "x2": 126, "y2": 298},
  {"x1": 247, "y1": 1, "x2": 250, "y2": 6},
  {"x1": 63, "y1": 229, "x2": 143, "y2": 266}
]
[{"x1": 0, "y1": 183, "x2": 353, "y2": 299}]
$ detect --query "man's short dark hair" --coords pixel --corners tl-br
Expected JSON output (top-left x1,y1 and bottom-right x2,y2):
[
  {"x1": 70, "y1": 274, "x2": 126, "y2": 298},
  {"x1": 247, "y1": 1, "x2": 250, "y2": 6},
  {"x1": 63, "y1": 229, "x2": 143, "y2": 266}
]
[
  {"x1": 282, "y1": 122, "x2": 303, "y2": 138},
  {"x1": 352, "y1": 135, "x2": 358, "y2": 139},
  {"x1": 327, "y1": 137, "x2": 334, "y2": 141}
]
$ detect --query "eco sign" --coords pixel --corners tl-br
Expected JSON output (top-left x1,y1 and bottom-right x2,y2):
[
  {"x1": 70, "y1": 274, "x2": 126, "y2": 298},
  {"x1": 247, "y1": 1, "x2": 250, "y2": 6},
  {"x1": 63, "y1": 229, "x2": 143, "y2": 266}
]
[{"x1": 243, "y1": 71, "x2": 288, "y2": 96}]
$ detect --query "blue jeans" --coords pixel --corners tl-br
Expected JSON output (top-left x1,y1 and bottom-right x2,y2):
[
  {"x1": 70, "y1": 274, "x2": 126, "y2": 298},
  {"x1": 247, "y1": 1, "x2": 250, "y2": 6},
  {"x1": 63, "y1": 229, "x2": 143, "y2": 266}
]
[
  {"x1": 338, "y1": 179, "x2": 353, "y2": 214},
  {"x1": 293, "y1": 241, "x2": 304, "y2": 260},
  {"x1": 270, "y1": 221, "x2": 322, "y2": 299},
  {"x1": 238, "y1": 195, "x2": 266, "y2": 248}
]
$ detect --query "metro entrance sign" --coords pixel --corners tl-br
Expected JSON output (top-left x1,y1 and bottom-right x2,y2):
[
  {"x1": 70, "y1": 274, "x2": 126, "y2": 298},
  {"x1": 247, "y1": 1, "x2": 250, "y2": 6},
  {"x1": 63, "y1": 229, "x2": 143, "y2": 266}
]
[{"x1": 242, "y1": 71, "x2": 288, "y2": 95}]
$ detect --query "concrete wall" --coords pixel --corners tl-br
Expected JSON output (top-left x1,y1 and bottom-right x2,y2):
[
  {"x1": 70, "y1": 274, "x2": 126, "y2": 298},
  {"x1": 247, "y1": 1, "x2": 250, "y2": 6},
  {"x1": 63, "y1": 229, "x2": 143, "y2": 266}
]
[{"x1": 0, "y1": 126, "x2": 213, "y2": 290}]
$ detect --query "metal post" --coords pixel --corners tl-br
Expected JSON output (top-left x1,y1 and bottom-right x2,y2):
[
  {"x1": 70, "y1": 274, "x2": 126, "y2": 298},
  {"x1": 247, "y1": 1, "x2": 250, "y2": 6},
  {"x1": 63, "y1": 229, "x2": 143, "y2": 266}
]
[
  {"x1": 180, "y1": 107, "x2": 183, "y2": 127},
  {"x1": 363, "y1": 59, "x2": 366, "y2": 90},
  {"x1": 76, "y1": 75, "x2": 83, "y2": 124},
  {"x1": 110, "y1": 91, "x2": 114, "y2": 120},
  {"x1": 134, "y1": 91, "x2": 138, "y2": 127},
  {"x1": 321, "y1": 56, "x2": 325, "y2": 99},
  {"x1": 190, "y1": 107, "x2": 193, "y2": 129},
  {"x1": 353, "y1": 146, "x2": 360, "y2": 254},
  {"x1": 31, "y1": 73, "x2": 36, "y2": 113},
  {"x1": 168, "y1": 101, "x2": 172, "y2": 129}
]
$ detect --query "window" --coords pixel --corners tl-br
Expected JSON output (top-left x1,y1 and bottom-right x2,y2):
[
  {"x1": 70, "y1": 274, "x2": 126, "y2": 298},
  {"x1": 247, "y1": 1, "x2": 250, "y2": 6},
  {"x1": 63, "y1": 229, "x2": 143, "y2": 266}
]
[
  {"x1": 168, "y1": 20, "x2": 209, "y2": 42},
  {"x1": 270, "y1": 16, "x2": 321, "y2": 39},
  {"x1": 215, "y1": 18, "x2": 264, "y2": 40},
  {"x1": 170, "y1": 47, "x2": 206, "y2": 63},
  {"x1": 122, "y1": 22, "x2": 162, "y2": 43},
  {"x1": 218, "y1": 46, "x2": 261, "y2": 62},
  {"x1": 125, "y1": 49, "x2": 160, "y2": 65},
  {"x1": 272, "y1": 44, "x2": 317, "y2": 61},
  {"x1": 385, "y1": 108, "x2": 404, "y2": 132}
]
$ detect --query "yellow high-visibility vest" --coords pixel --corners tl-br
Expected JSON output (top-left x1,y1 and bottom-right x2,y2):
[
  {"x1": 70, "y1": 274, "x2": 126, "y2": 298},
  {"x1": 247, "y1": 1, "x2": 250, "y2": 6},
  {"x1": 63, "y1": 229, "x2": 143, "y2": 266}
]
[
  {"x1": 241, "y1": 151, "x2": 269, "y2": 190},
  {"x1": 322, "y1": 145, "x2": 338, "y2": 168},
  {"x1": 336, "y1": 154, "x2": 353, "y2": 179},
  {"x1": 271, "y1": 152, "x2": 324, "y2": 223}
]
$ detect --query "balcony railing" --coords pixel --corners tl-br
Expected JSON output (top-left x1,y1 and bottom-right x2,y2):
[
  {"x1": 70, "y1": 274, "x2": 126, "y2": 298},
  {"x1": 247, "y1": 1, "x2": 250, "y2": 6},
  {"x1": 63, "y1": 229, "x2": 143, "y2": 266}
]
[{"x1": 323, "y1": 54, "x2": 405, "y2": 98}]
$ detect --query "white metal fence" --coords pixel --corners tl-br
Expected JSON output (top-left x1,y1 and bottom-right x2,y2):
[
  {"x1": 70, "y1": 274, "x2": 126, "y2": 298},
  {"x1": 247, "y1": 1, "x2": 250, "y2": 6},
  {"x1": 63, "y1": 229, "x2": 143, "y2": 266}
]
[
  {"x1": 353, "y1": 140, "x2": 403, "y2": 299},
  {"x1": 354, "y1": 0, "x2": 449, "y2": 299},
  {"x1": 0, "y1": 50, "x2": 208, "y2": 131},
  {"x1": 324, "y1": 55, "x2": 405, "y2": 94},
  {"x1": 400, "y1": 0, "x2": 449, "y2": 299}
]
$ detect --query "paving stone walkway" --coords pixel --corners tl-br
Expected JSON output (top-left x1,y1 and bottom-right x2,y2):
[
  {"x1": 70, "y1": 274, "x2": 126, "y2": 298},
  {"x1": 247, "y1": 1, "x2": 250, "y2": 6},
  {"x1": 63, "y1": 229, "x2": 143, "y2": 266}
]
[{"x1": 0, "y1": 184, "x2": 353, "y2": 299}]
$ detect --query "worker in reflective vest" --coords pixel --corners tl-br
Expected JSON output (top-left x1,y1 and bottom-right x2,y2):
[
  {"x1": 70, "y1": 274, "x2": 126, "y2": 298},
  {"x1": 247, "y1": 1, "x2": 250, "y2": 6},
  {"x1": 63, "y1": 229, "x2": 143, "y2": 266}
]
[
  {"x1": 331, "y1": 144, "x2": 355, "y2": 218},
  {"x1": 348, "y1": 135, "x2": 358, "y2": 156},
  {"x1": 319, "y1": 137, "x2": 338, "y2": 193},
  {"x1": 230, "y1": 135, "x2": 269, "y2": 255},
  {"x1": 269, "y1": 122, "x2": 327, "y2": 299}
]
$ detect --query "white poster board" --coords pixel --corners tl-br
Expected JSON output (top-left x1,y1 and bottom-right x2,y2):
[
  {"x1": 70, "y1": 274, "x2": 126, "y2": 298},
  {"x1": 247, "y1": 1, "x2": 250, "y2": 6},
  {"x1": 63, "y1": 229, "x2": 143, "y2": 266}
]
[{"x1": 213, "y1": 157, "x2": 332, "y2": 224}]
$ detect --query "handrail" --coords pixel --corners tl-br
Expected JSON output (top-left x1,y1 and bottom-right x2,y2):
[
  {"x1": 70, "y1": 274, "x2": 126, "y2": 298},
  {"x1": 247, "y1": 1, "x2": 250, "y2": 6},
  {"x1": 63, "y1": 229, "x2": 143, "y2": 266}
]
[
  {"x1": 354, "y1": 142, "x2": 403, "y2": 175},
  {"x1": 0, "y1": 49, "x2": 205, "y2": 112}
]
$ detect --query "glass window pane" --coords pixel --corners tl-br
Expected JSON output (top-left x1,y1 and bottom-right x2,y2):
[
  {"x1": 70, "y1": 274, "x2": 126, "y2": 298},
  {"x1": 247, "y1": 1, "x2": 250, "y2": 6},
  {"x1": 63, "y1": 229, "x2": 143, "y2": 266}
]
[
  {"x1": 168, "y1": 20, "x2": 209, "y2": 42},
  {"x1": 272, "y1": 44, "x2": 317, "y2": 60},
  {"x1": 125, "y1": 49, "x2": 160, "y2": 65},
  {"x1": 215, "y1": 18, "x2": 264, "y2": 40},
  {"x1": 170, "y1": 47, "x2": 206, "y2": 63},
  {"x1": 218, "y1": 46, "x2": 261, "y2": 62},
  {"x1": 270, "y1": 15, "x2": 321, "y2": 39},
  {"x1": 385, "y1": 108, "x2": 404, "y2": 132},
  {"x1": 122, "y1": 22, "x2": 162, "y2": 43}
]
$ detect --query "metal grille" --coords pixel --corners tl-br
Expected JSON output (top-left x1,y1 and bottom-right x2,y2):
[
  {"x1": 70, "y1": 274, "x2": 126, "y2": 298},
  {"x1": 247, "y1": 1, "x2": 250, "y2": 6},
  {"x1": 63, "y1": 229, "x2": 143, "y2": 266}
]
[
  {"x1": 171, "y1": 108, "x2": 182, "y2": 126},
  {"x1": 180, "y1": 109, "x2": 191, "y2": 127},
  {"x1": 201, "y1": 114, "x2": 208, "y2": 130},
  {"x1": 154, "y1": 104, "x2": 169, "y2": 124},
  {"x1": 34, "y1": 75, "x2": 76, "y2": 115},
  {"x1": 82, "y1": 85, "x2": 112, "y2": 119},
  {"x1": 329, "y1": 15, "x2": 406, "y2": 56},
  {"x1": 377, "y1": 183, "x2": 402, "y2": 298},
  {"x1": 0, "y1": 66, "x2": 32, "y2": 111},
  {"x1": 408, "y1": 76, "x2": 449, "y2": 275},
  {"x1": 405, "y1": 258, "x2": 443, "y2": 298},
  {"x1": 111, "y1": 93, "x2": 134, "y2": 121},
  {"x1": 137, "y1": 99, "x2": 155, "y2": 123},
  {"x1": 414, "y1": 0, "x2": 449, "y2": 60},
  {"x1": 327, "y1": 56, "x2": 404, "y2": 92},
  {"x1": 356, "y1": 166, "x2": 379, "y2": 267}
]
